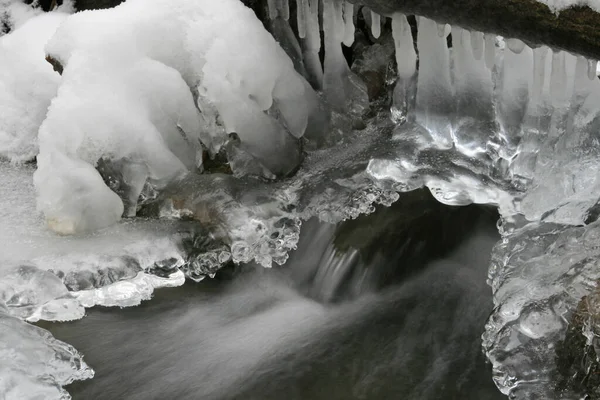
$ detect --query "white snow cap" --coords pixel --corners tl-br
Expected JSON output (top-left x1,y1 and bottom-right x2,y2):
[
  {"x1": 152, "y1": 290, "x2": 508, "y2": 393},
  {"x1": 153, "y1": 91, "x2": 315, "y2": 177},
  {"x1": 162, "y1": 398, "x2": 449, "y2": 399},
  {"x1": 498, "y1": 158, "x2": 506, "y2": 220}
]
[
  {"x1": 537, "y1": 0, "x2": 600, "y2": 12},
  {"x1": 0, "y1": 12, "x2": 67, "y2": 162},
  {"x1": 36, "y1": 0, "x2": 320, "y2": 234}
]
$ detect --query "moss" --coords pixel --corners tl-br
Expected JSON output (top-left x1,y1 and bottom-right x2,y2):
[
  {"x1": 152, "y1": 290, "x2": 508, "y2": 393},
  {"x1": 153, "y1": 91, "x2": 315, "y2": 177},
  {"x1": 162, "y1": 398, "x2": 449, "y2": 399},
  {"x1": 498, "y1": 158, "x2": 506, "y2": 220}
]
[{"x1": 555, "y1": 288, "x2": 600, "y2": 399}]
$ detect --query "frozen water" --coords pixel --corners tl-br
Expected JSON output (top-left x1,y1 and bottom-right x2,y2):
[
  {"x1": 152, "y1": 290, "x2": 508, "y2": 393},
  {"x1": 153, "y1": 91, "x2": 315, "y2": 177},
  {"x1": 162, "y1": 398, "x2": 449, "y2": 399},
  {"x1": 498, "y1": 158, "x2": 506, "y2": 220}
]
[
  {"x1": 4, "y1": 1, "x2": 600, "y2": 399},
  {"x1": 0, "y1": 161, "x2": 187, "y2": 321},
  {"x1": 0, "y1": 304, "x2": 93, "y2": 400}
]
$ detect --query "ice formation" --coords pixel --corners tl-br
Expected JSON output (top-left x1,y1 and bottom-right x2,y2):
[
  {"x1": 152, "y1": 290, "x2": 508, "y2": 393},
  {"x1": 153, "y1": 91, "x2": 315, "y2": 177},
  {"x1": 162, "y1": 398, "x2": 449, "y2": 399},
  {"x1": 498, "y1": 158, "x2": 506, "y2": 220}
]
[
  {"x1": 0, "y1": 305, "x2": 93, "y2": 400},
  {"x1": 4, "y1": 0, "x2": 600, "y2": 398},
  {"x1": 35, "y1": 0, "x2": 324, "y2": 234}
]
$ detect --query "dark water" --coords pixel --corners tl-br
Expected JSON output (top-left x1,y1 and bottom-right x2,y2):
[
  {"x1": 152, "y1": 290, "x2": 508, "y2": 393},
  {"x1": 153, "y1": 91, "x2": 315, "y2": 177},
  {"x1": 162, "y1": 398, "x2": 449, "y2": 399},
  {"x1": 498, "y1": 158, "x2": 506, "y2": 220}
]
[{"x1": 41, "y1": 195, "x2": 504, "y2": 400}]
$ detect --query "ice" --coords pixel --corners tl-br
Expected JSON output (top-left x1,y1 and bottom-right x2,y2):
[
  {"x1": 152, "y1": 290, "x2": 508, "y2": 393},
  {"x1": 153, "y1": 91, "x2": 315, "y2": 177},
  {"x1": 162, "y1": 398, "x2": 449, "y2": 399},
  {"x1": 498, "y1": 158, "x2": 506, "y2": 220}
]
[
  {"x1": 415, "y1": 17, "x2": 454, "y2": 148},
  {"x1": 0, "y1": 305, "x2": 93, "y2": 400},
  {"x1": 322, "y1": 0, "x2": 368, "y2": 113},
  {"x1": 450, "y1": 26, "x2": 494, "y2": 155},
  {"x1": 391, "y1": 12, "x2": 417, "y2": 123},
  {"x1": 496, "y1": 42, "x2": 533, "y2": 156},
  {"x1": 484, "y1": 34, "x2": 497, "y2": 70},
  {"x1": 483, "y1": 220, "x2": 600, "y2": 399},
  {"x1": 297, "y1": 0, "x2": 308, "y2": 38},
  {"x1": 268, "y1": 0, "x2": 278, "y2": 19},
  {"x1": 342, "y1": 2, "x2": 355, "y2": 47},
  {"x1": 302, "y1": 0, "x2": 323, "y2": 89},
  {"x1": 471, "y1": 31, "x2": 484, "y2": 61},
  {"x1": 0, "y1": 161, "x2": 188, "y2": 322},
  {"x1": 588, "y1": 59, "x2": 597, "y2": 80},
  {"x1": 506, "y1": 38, "x2": 525, "y2": 54},
  {"x1": 392, "y1": 13, "x2": 416, "y2": 80},
  {"x1": 0, "y1": 12, "x2": 67, "y2": 162},
  {"x1": 6, "y1": 2, "x2": 600, "y2": 399},
  {"x1": 279, "y1": 0, "x2": 290, "y2": 20},
  {"x1": 370, "y1": 11, "x2": 381, "y2": 39},
  {"x1": 33, "y1": 0, "x2": 323, "y2": 234}
]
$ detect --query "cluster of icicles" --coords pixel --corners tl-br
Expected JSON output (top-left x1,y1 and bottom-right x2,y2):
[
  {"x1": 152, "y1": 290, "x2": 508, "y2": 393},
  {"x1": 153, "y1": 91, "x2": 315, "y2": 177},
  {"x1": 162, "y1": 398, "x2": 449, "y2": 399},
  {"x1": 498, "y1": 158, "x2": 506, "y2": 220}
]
[{"x1": 271, "y1": 0, "x2": 600, "y2": 168}]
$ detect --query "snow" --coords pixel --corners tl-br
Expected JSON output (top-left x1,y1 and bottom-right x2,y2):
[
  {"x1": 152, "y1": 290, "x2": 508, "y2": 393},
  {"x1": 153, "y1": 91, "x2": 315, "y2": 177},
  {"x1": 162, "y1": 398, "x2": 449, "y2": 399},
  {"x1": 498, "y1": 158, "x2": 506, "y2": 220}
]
[
  {"x1": 537, "y1": 0, "x2": 600, "y2": 12},
  {"x1": 35, "y1": 0, "x2": 321, "y2": 234},
  {"x1": 0, "y1": 12, "x2": 67, "y2": 162}
]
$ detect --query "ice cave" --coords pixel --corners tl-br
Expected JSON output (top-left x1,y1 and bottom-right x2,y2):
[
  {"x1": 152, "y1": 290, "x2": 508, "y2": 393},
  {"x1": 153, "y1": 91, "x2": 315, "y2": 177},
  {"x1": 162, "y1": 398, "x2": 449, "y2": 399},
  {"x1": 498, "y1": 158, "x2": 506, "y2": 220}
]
[{"x1": 2, "y1": 0, "x2": 600, "y2": 398}]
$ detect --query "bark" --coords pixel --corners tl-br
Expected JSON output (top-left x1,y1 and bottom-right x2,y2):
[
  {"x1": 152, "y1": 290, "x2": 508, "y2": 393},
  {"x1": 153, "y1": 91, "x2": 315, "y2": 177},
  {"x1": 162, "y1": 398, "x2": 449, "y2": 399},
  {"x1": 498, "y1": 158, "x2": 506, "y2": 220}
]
[{"x1": 351, "y1": 0, "x2": 600, "y2": 60}]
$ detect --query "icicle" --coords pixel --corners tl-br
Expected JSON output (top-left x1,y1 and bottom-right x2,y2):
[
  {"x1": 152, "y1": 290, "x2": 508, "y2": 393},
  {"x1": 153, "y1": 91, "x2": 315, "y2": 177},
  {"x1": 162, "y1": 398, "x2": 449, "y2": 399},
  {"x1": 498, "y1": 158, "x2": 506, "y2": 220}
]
[
  {"x1": 297, "y1": 0, "x2": 308, "y2": 38},
  {"x1": 484, "y1": 34, "x2": 496, "y2": 70},
  {"x1": 391, "y1": 12, "x2": 417, "y2": 123},
  {"x1": 303, "y1": 0, "x2": 323, "y2": 89},
  {"x1": 280, "y1": 0, "x2": 290, "y2": 20},
  {"x1": 497, "y1": 44, "x2": 533, "y2": 156},
  {"x1": 531, "y1": 46, "x2": 548, "y2": 105},
  {"x1": 415, "y1": 17, "x2": 454, "y2": 148},
  {"x1": 392, "y1": 13, "x2": 416, "y2": 79},
  {"x1": 268, "y1": 0, "x2": 278, "y2": 19},
  {"x1": 334, "y1": 0, "x2": 346, "y2": 43},
  {"x1": 370, "y1": 11, "x2": 381, "y2": 39},
  {"x1": 550, "y1": 50, "x2": 567, "y2": 108},
  {"x1": 322, "y1": 0, "x2": 350, "y2": 110},
  {"x1": 506, "y1": 38, "x2": 525, "y2": 54},
  {"x1": 588, "y1": 59, "x2": 597, "y2": 80},
  {"x1": 470, "y1": 31, "x2": 484, "y2": 61},
  {"x1": 564, "y1": 56, "x2": 590, "y2": 146},
  {"x1": 307, "y1": 0, "x2": 321, "y2": 52},
  {"x1": 437, "y1": 23, "x2": 447, "y2": 37},
  {"x1": 451, "y1": 25, "x2": 494, "y2": 156},
  {"x1": 342, "y1": 2, "x2": 355, "y2": 47}
]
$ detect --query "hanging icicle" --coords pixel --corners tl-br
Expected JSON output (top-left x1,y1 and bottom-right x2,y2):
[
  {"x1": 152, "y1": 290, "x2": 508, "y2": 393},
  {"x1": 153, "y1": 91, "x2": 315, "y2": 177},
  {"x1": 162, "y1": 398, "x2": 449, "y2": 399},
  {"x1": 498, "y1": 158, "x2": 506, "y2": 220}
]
[
  {"x1": 470, "y1": 31, "x2": 484, "y2": 61},
  {"x1": 531, "y1": 46, "x2": 548, "y2": 105},
  {"x1": 279, "y1": 0, "x2": 290, "y2": 20},
  {"x1": 370, "y1": 11, "x2": 381, "y2": 39},
  {"x1": 392, "y1": 13, "x2": 416, "y2": 80},
  {"x1": 342, "y1": 2, "x2": 355, "y2": 47},
  {"x1": 415, "y1": 17, "x2": 454, "y2": 148},
  {"x1": 588, "y1": 59, "x2": 598, "y2": 80},
  {"x1": 484, "y1": 33, "x2": 496, "y2": 70},
  {"x1": 297, "y1": 0, "x2": 308, "y2": 38},
  {"x1": 506, "y1": 38, "x2": 526, "y2": 54},
  {"x1": 268, "y1": 0, "x2": 278, "y2": 19},
  {"x1": 303, "y1": 0, "x2": 324, "y2": 89},
  {"x1": 391, "y1": 12, "x2": 417, "y2": 124}
]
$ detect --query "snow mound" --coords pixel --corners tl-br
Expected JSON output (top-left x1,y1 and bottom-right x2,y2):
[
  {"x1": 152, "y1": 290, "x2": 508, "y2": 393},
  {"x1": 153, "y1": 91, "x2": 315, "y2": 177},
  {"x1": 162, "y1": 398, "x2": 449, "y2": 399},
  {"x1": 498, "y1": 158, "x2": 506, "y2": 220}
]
[
  {"x1": 0, "y1": 12, "x2": 67, "y2": 162},
  {"x1": 35, "y1": 0, "x2": 323, "y2": 234}
]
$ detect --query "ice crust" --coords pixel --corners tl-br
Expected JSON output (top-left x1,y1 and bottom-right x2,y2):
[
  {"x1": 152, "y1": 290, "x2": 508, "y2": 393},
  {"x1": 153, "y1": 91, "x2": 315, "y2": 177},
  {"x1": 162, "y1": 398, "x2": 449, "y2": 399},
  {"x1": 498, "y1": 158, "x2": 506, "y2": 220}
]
[{"x1": 0, "y1": 304, "x2": 93, "y2": 400}]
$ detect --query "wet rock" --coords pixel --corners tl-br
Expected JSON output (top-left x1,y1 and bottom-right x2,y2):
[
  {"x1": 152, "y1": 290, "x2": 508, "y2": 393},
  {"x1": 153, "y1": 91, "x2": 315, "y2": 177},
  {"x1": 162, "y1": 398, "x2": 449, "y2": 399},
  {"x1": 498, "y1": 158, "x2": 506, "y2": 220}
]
[{"x1": 555, "y1": 287, "x2": 600, "y2": 399}]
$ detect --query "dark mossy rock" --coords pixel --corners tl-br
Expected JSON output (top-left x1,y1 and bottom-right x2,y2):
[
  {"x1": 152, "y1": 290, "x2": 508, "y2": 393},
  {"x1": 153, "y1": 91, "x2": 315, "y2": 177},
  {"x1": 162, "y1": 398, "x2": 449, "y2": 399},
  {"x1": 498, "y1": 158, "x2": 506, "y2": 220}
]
[
  {"x1": 555, "y1": 288, "x2": 600, "y2": 399},
  {"x1": 74, "y1": 0, "x2": 124, "y2": 11}
]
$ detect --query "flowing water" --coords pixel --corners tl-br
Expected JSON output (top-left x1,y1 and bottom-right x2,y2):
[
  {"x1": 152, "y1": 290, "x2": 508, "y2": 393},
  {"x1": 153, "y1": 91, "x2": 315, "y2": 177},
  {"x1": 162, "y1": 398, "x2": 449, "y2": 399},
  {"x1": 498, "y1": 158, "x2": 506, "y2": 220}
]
[{"x1": 40, "y1": 197, "x2": 504, "y2": 400}]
